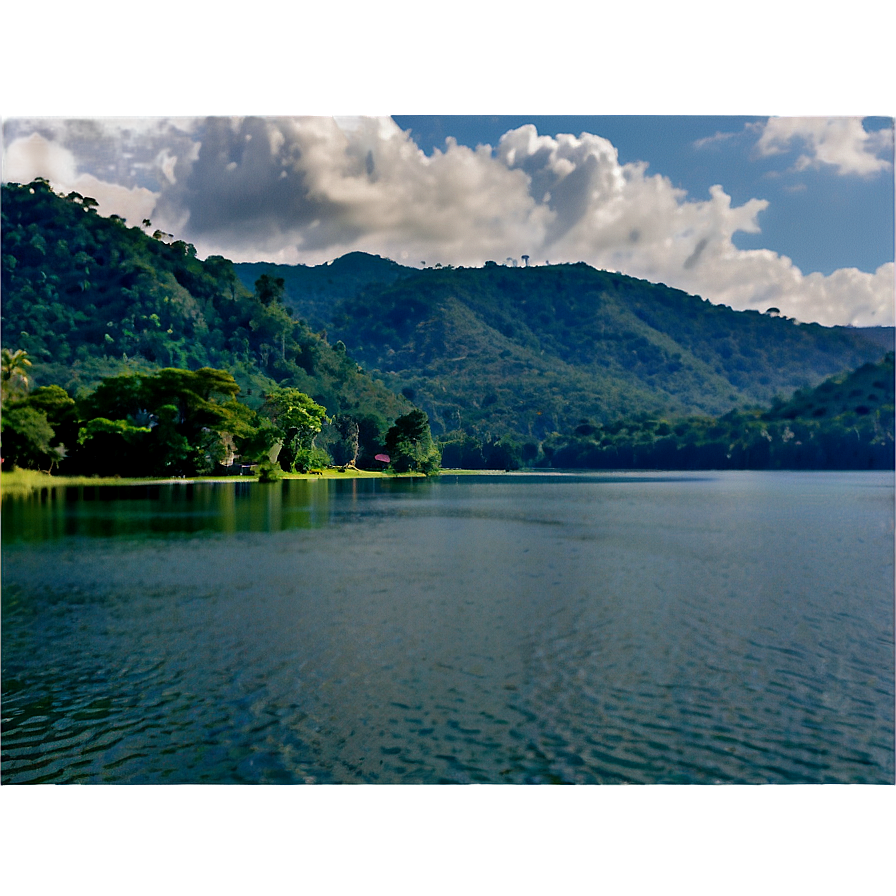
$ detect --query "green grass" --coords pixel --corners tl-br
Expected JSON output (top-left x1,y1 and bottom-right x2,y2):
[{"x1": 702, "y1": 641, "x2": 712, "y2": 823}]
[
  {"x1": 1, "y1": 469, "x2": 143, "y2": 495},
  {"x1": 437, "y1": 468, "x2": 508, "y2": 475},
  {"x1": 278, "y1": 468, "x2": 392, "y2": 480},
  {"x1": 0, "y1": 466, "x2": 419, "y2": 496},
  {"x1": 0, "y1": 462, "x2": 500, "y2": 498}
]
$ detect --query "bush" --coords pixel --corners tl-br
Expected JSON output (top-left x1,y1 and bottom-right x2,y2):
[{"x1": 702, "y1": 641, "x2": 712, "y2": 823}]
[
  {"x1": 291, "y1": 446, "x2": 330, "y2": 473},
  {"x1": 256, "y1": 458, "x2": 282, "y2": 482}
]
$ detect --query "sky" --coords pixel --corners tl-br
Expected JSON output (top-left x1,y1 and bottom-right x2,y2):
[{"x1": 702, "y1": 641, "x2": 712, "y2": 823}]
[{"x1": 3, "y1": 113, "x2": 893, "y2": 328}]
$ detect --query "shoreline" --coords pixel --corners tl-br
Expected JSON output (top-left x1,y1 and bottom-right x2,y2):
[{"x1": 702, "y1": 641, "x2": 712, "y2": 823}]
[{"x1": 2, "y1": 467, "x2": 504, "y2": 496}]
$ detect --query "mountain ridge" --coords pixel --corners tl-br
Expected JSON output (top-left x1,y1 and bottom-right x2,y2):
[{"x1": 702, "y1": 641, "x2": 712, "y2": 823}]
[
  {"x1": 235, "y1": 256, "x2": 892, "y2": 441},
  {"x1": 2, "y1": 181, "x2": 890, "y2": 455}
]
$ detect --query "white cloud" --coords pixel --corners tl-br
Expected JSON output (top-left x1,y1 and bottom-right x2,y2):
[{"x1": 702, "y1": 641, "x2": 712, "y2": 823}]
[
  {"x1": 799, "y1": 263, "x2": 895, "y2": 327},
  {"x1": 2, "y1": 132, "x2": 79, "y2": 185},
  {"x1": 70, "y1": 174, "x2": 158, "y2": 226},
  {"x1": 3, "y1": 117, "x2": 201, "y2": 192},
  {"x1": 692, "y1": 130, "x2": 739, "y2": 150},
  {"x1": 2, "y1": 132, "x2": 159, "y2": 227},
  {"x1": 154, "y1": 116, "x2": 548, "y2": 266},
  {"x1": 755, "y1": 117, "x2": 893, "y2": 176},
  {"x1": 2, "y1": 117, "x2": 893, "y2": 327}
]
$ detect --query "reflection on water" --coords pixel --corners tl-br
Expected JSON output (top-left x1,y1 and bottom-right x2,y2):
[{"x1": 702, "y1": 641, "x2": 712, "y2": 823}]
[
  {"x1": 2, "y1": 472, "x2": 894, "y2": 783},
  {"x1": 3, "y1": 477, "x2": 349, "y2": 540}
]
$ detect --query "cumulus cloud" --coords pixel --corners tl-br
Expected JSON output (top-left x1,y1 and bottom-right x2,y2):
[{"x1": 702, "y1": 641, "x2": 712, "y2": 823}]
[
  {"x1": 154, "y1": 116, "x2": 546, "y2": 265},
  {"x1": 3, "y1": 131, "x2": 79, "y2": 185},
  {"x1": 3, "y1": 131, "x2": 158, "y2": 225},
  {"x1": 755, "y1": 117, "x2": 894, "y2": 176},
  {"x1": 70, "y1": 173, "x2": 158, "y2": 225},
  {"x1": 2, "y1": 116, "x2": 893, "y2": 327}
]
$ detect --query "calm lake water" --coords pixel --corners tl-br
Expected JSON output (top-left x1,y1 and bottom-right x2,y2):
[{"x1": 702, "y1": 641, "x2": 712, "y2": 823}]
[{"x1": 2, "y1": 471, "x2": 893, "y2": 784}]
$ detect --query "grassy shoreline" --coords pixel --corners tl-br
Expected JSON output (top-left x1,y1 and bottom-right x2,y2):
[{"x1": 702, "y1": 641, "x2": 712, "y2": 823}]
[{"x1": 1, "y1": 467, "x2": 501, "y2": 496}]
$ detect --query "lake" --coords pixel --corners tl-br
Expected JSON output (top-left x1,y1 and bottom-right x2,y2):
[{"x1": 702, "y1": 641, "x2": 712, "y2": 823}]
[{"x1": 1, "y1": 471, "x2": 893, "y2": 784}]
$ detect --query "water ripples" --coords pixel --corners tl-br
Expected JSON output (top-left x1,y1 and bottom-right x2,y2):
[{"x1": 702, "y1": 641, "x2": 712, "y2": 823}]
[{"x1": 2, "y1": 472, "x2": 893, "y2": 784}]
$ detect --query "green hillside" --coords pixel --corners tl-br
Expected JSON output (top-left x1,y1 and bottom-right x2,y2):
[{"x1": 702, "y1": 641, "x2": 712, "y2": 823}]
[
  {"x1": 235, "y1": 252, "x2": 415, "y2": 331},
  {"x1": 4, "y1": 180, "x2": 891, "y2": 470},
  {"x1": 767, "y1": 353, "x2": 895, "y2": 422},
  {"x1": 543, "y1": 353, "x2": 894, "y2": 471},
  {"x1": 1, "y1": 180, "x2": 413, "y2": 462},
  {"x1": 331, "y1": 264, "x2": 890, "y2": 440}
]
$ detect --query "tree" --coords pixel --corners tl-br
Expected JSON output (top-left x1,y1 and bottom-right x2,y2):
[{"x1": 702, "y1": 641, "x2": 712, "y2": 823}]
[
  {"x1": 24, "y1": 384, "x2": 79, "y2": 466},
  {"x1": 76, "y1": 367, "x2": 261, "y2": 476},
  {"x1": 254, "y1": 274, "x2": 286, "y2": 306},
  {"x1": 438, "y1": 431, "x2": 486, "y2": 469},
  {"x1": 1, "y1": 405, "x2": 55, "y2": 470},
  {"x1": 485, "y1": 435, "x2": 522, "y2": 470},
  {"x1": 76, "y1": 416, "x2": 153, "y2": 476},
  {"x1": 260, "y1": 387, "x2": 329, "y2": 472},
  {"x1": 0, "y1": 379, "x2": 75, "y2": 471},
  {"x1": 1, "y1": 348, "x2": 32, "y2": 402},
  {"x1": 327, "y1": 414, "x2": 360, "y2": 466},
  {"x1": 385, "y1": 409, "x2": 440, "y2": 475}
]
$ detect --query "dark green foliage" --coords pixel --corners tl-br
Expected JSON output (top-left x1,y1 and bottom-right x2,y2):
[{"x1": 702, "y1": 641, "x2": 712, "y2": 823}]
[
  {"x1": 354, "y1": 413, "x2": 391, "y2": 468},
  {"x1": 235, "y1": 252, "x2": 415, "y2": 331},
  {"x1": 438, "y1": 431, "x2": 487, "y2": 469},
  {"x1": 438, "y1": 430, "x2": 522, "y2": 470},
  {"x1": 0, "y1": 376, "x2": 77, "y2": 471},
  {"x1": 247, "y1": 258, "x2": 891, "y2": 444},
  {"x1": 765, "y1": 355, "x2": 895, "y2": 424},
  {"x1": 320, "y1": 414, "x2": 361, "y2": 466},
  {"x1": 1, "y1": 405, "x2": 57, "y2": 470},
  {"x1": 255, "y1": 458, "x2": 282, "y2": 482},
  {"x1": 0, "y1": 358, "x2": 395, "y2": 477},
  {"x1": 544, "y1": 354, "x2": 894, "y2": 470},
  {"x1": 72, "y1": 367, "x2": 264, "y2": 476},
  {"x1": 485, "y1": 435, "x2": 523, "y2": 471},
  {"x1": 385, "y1": 410, "x2": 441, "y2": 475},
  {"x1": 21, "y1": 384, "x2": 79, "y2": 451},
  {"x1": 259, "y1": 387, "x2": 328, "y2": 472},
  {"x1": 254, "y1": 274, "x2": 286, "y2": 306}
]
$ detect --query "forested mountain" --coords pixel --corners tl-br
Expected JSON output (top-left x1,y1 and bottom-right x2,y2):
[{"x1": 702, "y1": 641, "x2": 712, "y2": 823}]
[
  {"x1": 3, "y1": 180, "x2": 892, "y2": 474},
  {"x1": 1, "y1": 181, "x2": 413, "y2": 463},
  {"x1": 236, "y1": 257, "x2": 892, "y2": 442},
  {"x1": 540, "y1": 353, "x2": 894, "y2": 471},
  {"x1": 331, "y1": 264, "x2": 884, "y2": 441}
]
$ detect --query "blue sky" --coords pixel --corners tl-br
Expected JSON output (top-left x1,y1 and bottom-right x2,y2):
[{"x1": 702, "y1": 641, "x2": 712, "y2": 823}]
[{"x1": 393, "y1": 115, "x2": 894, "y2": 278}]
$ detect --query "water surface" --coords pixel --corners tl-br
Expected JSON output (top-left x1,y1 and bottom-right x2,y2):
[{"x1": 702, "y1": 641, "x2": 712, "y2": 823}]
[{"x1": 2, "y1": 471, "x2": 893, "y2": 783}]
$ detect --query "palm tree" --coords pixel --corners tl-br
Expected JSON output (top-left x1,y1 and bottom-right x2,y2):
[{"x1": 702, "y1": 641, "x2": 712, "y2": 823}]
[{"x1": 1, "y1": 348, "x2": 32, "y2": 402}]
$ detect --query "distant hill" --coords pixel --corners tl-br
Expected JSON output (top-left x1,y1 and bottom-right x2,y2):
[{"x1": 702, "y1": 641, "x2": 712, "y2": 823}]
[
  {"x1": 355, "y1": 267, "x2": 892, "y2": 440},
  {"x1": 237, "y1": 257, "x2": 893, "y2": 442},
  {"x1": 543, "y1": 353, "x2": 894, "y2": 471},
  {"x1": 833, "y1": 326, "x2": 896, "y2": 352},
  {"x1": 766, "y1": 351, "x2": 895, "y2": 423}
]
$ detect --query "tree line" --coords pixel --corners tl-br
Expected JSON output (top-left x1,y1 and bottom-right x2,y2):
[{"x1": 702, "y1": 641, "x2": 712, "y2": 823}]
[
  {"x1": 538, "y1": 354, "x2": 894, "y2": 471},
  {"x1": 1, "y1": 350, "x2": 441, "y2": 478}
]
